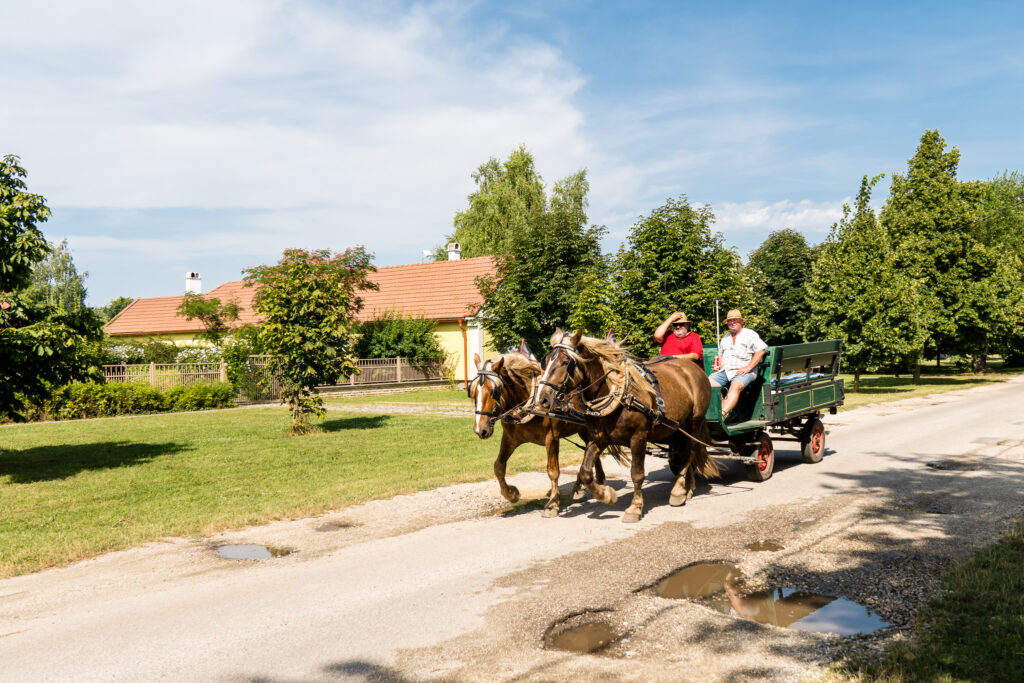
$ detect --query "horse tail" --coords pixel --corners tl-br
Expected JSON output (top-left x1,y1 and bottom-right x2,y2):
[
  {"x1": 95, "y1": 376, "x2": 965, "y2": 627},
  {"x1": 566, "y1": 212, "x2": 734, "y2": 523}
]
[
  {"x1": 605, "y1": 443, "x2": 632, "y2": 468},
  {"x1": 692, "y1": 416, "x2": 720, "y2": 479}
]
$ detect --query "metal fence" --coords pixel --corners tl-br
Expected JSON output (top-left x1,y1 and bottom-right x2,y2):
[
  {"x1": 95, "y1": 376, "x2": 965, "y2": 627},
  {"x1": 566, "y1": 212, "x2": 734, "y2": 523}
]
[{"x1": 101, "y1": 356, "x2": 447, "y2": 401}]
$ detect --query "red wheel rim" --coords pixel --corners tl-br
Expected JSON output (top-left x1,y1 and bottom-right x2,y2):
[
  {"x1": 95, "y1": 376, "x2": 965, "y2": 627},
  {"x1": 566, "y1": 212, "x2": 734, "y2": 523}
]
[
  {"x1": 758, "y1": 441, "x2": 772, "y2": 472},
  {"x1": 811, "y1": 426, "x2": 824, "y2": 456}
]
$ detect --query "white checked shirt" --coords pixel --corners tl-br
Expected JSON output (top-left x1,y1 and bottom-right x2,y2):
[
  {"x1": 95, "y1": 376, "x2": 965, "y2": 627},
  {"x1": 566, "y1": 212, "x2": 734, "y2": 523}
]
[{"x1": 718, "y1": 328, "x2": 767, "y2": 379}]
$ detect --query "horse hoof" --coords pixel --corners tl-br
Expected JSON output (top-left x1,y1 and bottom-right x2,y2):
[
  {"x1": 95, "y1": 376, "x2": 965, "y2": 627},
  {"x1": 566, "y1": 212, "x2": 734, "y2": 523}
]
[
  {"x1": 572, "y1": 484, "x2": 585, "y2": 500},
  {"x1": 622, "y1": 511, "x2": 642, "y2": 523},
  {"x1": 669, "y1": 493, "x2": 687, "y2": 507},
  {"x1": 598, "y1": 486, "x2": 618, "y2": 505},
  {"x1": 504, "y1": 486, "x2": 521, "y2": 504},
  {"x1": 542, "y1": 506, "x2": 560, "y2": 518}
]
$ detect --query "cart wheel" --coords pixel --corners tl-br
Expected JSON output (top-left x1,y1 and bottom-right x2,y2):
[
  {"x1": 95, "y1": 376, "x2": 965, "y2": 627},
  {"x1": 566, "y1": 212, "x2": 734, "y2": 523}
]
[
  {"x1": 745, "y1": 434, "x2": 775, "y2": 482},
  {"x1": 801, "y1": 418, "x2": 826, "y2": 464}
]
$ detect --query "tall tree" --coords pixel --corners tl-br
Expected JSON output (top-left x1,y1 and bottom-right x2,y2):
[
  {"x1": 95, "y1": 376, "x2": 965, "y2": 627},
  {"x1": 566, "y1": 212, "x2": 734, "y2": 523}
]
[
  {"x1": 243, "y1": 247, "x2": 377, "y2": 434},
  {"x1": 807, "y1": 175, "x2": 927, "y2": 389},
  {"x1": 882, "y1": 130, "x2": 1023, "y2": 372},
  {"x1": 440, "y1": 145, "x2": 547, "y2": 259},
  {"x1": 608, "y1": 196, "x2": 754, "y2": 358},
  {"x1": 1, "y1": 155, "x2": 97, "y2": 420},
  {"x1": 476, "y1": 169, "x2": 607, "y2": 354},
  {"x1": 20, "y1": 239, "x2": 89, "y2": 315},
  {"x1": 745, "y1": 229, "x2": 816, "y2": 345},
  {"x1": 96, "y1": 296, "x2": 134, "y2": 323},
  {"x1": 176, "y1": 293, "x2": 241, "y2": 345}
]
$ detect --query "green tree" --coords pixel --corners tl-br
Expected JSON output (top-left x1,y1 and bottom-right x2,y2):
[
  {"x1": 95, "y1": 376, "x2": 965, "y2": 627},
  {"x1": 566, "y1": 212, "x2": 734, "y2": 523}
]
[
  {"x1": 20, "y1": 239, "x2": 89, "y2": 315},
  {"x1": 176, "y1": 292, "x2": 241, "y2": 345},
  {"x1": 476, "y1": 169, "x2": 607, "y2": 354},
  {"x1": 807, "y1": 175, "x2": 927, "y2": 390},
  {"x1": 1, "y1": 155, "x2": 97, "y2": 420},
  {"x1": 355, "y1": 310, "x2": 446, "y2": 363},
  {"x1": 243, "y1": 247, "x2": 377, "y2": 434},
  {"x1": 96, "y1": 296, "x2": 134, "y2": 323},
  {"x1": 439, "y1": 145, "x2": 547, "y2": 259},
  {"x1": 608, "y1": 195, "x2": 755, "y2": 358},
  {"x1": 745, "y1": 229, "x2": 816, "y2": 345}
]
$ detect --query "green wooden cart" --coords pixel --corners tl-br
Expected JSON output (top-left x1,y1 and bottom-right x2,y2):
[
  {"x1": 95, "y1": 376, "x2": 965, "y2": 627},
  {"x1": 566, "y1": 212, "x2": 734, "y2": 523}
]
[{"x1": 699, "y1": 339, "x2": 845, "y2": 481}]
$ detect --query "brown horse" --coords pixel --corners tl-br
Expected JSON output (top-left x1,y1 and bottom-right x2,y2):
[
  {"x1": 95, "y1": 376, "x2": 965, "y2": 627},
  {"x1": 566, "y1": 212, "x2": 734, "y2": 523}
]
[
  {"x1": 469, "y1": 352, "x2": 621, "y2": 517},
  {"x1": 533, "y1": 330, "x2": 719, "y2": 523}
]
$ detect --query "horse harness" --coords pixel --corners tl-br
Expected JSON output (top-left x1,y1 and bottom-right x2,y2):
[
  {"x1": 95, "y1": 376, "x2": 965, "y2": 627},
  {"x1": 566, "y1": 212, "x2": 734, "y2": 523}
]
[{"x1": 468, "y1": 367, "x2": 539, "y2": 427}]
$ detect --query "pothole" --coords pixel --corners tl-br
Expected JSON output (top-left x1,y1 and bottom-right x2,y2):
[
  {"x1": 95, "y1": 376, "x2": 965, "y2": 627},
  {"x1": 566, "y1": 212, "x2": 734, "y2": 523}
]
[
  {"x1": 652, "y1": 562, "x2": 891, "y2": 635},
  {"x1": 926, "y1": 460, "x2": 982, "y2": 471},
  {"x1": 215, "y1": 544, "x2": 293, "y2": 560},
  {"x1": 746, "y1": 540, "x2": 785, "y2": 552},
  {"x1": 544, "y1": 610, "x2": 620, "y2": 655}
]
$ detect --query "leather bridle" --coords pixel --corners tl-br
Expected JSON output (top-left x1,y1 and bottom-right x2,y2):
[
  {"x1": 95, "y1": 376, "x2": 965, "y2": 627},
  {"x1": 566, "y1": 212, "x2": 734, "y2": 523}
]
[
  {"x1": 468, "y1": 369, "x2": 507, "y2": 426},
  {"x1": 537, "y1": 342, "x2": 586, "y2": 405}
]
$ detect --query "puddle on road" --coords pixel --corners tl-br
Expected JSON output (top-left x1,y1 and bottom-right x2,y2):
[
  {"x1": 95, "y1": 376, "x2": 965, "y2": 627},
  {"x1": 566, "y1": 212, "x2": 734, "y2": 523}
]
[
  {"x1": 548, "y1": 622, "x2": 619, "y2": 654},
  {"x1": 746, "y1": 540, "x2": 785, "y2": 552},
  {"x1": 654, "y1": 563, "x2": 890, "y2": 635},
  {"x1": 926, "y1": 460, "x2": 982, "y2": 471},
  {"x1": 215, "y1": 544, "x2": 293, "y2": 560}
]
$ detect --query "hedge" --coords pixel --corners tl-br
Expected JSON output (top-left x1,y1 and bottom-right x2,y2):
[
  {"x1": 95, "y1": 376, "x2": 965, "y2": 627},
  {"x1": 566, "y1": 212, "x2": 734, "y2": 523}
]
[{"x1": 38, "y1": 381, "x2": 235, "y2": 421}]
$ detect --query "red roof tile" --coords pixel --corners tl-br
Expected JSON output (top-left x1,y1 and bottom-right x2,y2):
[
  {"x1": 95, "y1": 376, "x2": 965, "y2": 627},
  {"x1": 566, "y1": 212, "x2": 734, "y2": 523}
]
[{"x1": 105, "y1": 257, "x2": 496, "y2": 336}]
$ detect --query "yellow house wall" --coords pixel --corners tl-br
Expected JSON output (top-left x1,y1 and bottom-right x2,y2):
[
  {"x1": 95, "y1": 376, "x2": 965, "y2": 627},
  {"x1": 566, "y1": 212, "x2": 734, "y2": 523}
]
[{"x1": 106, "y1": 333, "x2": 206, "y2": 346}]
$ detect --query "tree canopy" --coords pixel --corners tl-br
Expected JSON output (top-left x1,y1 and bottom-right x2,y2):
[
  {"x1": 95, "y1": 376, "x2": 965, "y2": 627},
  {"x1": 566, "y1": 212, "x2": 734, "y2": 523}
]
[
  {"x1": 745, "y1": 229, "x2": 816, "y2": 346},
  {"x1": 243, "y1": 247, "x2": 377, "y2": 434},
  {"x1": 1, "y1": 155, "x2": 98, "y2": 420},
  {"x1": 608, "y1": 196, "x2": 754, "y2": 357},
  {"x1": 176, "y1": 292, "x2": 241, "y2": 346}
]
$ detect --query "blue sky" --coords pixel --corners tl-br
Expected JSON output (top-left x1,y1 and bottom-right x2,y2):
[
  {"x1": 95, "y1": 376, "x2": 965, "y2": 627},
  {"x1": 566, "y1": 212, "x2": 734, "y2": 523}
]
[{"x1": 2, "y1": 1, "x2": 1022, "y2": 305}]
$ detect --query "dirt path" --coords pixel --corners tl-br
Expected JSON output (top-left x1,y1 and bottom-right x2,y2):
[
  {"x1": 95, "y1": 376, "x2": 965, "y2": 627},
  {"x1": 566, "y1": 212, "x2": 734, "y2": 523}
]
[{"x1": 2, "y1": 377, "x2": 1023, "y2": 681}]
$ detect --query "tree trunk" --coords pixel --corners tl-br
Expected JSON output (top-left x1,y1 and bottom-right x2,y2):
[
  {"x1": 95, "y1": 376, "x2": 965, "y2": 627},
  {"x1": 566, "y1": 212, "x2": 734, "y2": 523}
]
[
  {"x1": 972, "y1": 355, "x2": 987, "y2": 374},
  {"x1": 854, "y1": 370, "x2": 861, "y2": 392},
  {"x1": 913, "y1": 362, "x2": 921, "y2": 385}
]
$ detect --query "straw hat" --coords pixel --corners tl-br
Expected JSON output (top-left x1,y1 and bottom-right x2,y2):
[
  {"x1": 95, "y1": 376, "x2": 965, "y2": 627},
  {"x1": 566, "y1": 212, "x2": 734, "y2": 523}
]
[
  {"x1": 672, "y1": 312, "x2": 690, "y2": 326},
  {"x1": 725, "y1": 309, "x2": 744, "y2": 322}
]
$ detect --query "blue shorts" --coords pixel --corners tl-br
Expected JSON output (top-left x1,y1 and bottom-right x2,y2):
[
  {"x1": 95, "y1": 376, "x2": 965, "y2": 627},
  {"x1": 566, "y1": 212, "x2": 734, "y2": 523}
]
[{"x1": 709, "y1": 370, "x2": 758, "y2": 389}]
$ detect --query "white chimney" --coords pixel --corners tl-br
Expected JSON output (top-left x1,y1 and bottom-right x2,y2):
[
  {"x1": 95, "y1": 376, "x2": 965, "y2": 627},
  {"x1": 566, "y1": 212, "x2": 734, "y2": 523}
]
[
  {"x1": 185, "y1": 272, "x2": 202, "y2": 294},
  {"x1": 446, "y1": 242, "x2": 461, "y2": 261}
]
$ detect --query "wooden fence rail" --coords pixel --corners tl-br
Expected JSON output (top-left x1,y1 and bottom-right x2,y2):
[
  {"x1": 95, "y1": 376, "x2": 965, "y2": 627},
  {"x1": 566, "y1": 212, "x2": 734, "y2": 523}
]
[{"x1": 101, "y1": 356, "x2": 447, "y2": 400}]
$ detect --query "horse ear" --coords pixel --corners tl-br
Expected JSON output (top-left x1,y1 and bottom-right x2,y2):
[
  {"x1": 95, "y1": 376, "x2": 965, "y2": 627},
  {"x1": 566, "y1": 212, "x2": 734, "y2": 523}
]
[
  {"x1": 570, "y1": 329, "x2": 583, "y2": 347},
  {"x1": 551, "y1": 327, "x2": 563, "y2": 345},
  {"x1": 491, "y1": 356, "x2": 504, "y2": 372},
  {"x1": 473, "y1": 353, "x2": 481, "y2": 370}
]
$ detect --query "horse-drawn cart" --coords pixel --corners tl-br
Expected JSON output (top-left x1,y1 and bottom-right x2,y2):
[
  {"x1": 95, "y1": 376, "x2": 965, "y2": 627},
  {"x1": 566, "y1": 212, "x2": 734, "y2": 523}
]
[{"x1": 700, "y1": 339, "x2": 845, "y2": 481}]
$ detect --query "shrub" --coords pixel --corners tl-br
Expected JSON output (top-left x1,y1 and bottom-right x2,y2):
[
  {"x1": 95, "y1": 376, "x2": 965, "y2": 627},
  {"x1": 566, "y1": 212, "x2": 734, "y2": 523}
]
[
  {"x1": 174, "y1": 346, "x2": 222, "y2": 364},
  {"x1": 36, "y1": 381, "x2": 235, "y2": 421},
  {"x1": 165, "y1": 382, "x2": 235, "y2": 411},
  {"x1": 355, "y1": 310, "x2": 446, "y2": 363},
  {"x1": 100, "y1": 338, "x2": 180, "y2": 364}
]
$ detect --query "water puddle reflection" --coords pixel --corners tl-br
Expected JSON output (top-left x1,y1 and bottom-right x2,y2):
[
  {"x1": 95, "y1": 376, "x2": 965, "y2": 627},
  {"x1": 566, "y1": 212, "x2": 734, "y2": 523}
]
[
  {"x1": 548, "y1": 622, "x2": 618, "y2": 654},
  {"x1": 654, "y1": 562, "x2": 890, "y2": 635},
  {"x1": 746, "y1": 540, "x2": 785, "y2": 552},
  {"x1": 215, "y1": 544, "x2": 292, "y2": 560}
]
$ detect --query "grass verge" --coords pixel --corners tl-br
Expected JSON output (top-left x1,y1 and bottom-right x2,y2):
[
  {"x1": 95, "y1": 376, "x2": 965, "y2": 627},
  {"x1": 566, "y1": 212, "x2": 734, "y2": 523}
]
[
  {"x1": 0, "y1": 407, "x2": 551, "y2": 578},
  {"x1": 323, "y1": 388, "x2": 466, "y2": 406},
  {"x1": 833, "y1": 518, "x2": 1024, "y2": 681},
  {"x1": 838, "y1": 373, "x2": 1009, "y2": 411}
]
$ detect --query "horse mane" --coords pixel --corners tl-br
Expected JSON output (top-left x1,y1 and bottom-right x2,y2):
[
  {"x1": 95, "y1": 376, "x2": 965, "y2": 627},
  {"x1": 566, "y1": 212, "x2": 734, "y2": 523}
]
[
  {"x1": 487, "y1": 352, "x2": 540, "y2": 390},
  {"x1": 550, "y1": 331, "x2": 655, "y2": 402}
]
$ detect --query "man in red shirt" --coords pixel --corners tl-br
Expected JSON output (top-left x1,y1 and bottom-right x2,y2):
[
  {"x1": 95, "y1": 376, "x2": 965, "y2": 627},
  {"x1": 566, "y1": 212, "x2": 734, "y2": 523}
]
[{"x1": 653, "y1": 311, "x2": 703, "y2": 365}]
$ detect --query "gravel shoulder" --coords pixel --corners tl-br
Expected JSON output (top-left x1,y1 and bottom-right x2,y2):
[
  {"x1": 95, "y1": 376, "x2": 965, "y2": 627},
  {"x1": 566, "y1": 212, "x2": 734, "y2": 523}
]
[{"x1": 2, "y1": 377, "x2": 1023, "y2": 681}]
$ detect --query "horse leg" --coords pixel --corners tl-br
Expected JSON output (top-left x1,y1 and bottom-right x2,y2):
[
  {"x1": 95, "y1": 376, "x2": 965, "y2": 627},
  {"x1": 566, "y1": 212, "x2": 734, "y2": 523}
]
[
  {"x1": 493, "y1": 432, "x2": 520, "y2": 503},
  {"x1": 542, "y1": 430, "x2": 562, "y2": 517},
  {"x1": 578, "y1": 440, "x2": 618, "y2": 506},
  {"x1": 572, "y1": 449, "x2": 606, "y2": 500},
  {"x1": 669, "y1": 433, "x2": 692, "y2": 507},
  {"x1": 622, "y1": 434, "x2": 648, "y2": 523}
]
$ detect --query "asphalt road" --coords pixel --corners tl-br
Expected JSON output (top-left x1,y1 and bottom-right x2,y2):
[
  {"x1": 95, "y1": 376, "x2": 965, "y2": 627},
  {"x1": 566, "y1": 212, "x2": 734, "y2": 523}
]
[{"x1": 3, "y1": 377, "x2": 1024, "y2": 682}]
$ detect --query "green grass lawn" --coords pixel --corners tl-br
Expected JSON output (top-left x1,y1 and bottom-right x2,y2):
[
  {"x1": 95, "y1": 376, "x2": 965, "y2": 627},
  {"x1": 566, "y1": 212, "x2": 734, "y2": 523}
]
[
  {"x1": 838, "y1": 373, "x2": 1009, "y2": 411},
  {"x1": 0, "y1": 407, "x2": 549, "y2": 577}
]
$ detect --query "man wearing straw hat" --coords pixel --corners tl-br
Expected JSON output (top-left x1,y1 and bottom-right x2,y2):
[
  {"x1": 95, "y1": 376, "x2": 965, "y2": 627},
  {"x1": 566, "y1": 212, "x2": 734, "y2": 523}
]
[
  {"x1": 709, "y1": 309, "x2": 766, "y2": 421},
  {"x1": 653, "y1": 311, "x2": 704, "y2": 365}
]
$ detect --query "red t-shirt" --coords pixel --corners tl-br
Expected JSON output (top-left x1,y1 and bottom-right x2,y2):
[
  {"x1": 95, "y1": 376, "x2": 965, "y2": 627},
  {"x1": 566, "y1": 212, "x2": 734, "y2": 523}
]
[{"x1": 660, "y1": 331, "x2": 704, "y2": 364}]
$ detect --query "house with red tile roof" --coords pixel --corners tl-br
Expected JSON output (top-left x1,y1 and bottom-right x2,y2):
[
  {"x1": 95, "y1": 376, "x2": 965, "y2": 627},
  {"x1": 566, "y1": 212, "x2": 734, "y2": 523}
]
[{"x1": 105, "y1": 256, "x2": 498, "y2": 382}]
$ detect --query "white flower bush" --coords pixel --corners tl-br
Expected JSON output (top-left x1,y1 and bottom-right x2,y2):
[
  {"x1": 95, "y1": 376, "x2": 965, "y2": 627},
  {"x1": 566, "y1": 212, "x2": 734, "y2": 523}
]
[{"x1": 174, "y1": 346, "x2": 223, "y2": 364}]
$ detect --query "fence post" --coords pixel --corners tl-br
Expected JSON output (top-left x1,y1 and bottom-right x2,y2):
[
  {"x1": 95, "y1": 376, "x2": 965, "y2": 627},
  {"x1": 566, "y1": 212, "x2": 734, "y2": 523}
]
[
  {"x1": 396, "y1": 357, "x2": 402, "y2": 383},
  {"x1": 149, "y1": 362, "x2": 156, "y2": 387},
  {"x1": 220, "y1": 360, "x2": 228, "y2": 382}
]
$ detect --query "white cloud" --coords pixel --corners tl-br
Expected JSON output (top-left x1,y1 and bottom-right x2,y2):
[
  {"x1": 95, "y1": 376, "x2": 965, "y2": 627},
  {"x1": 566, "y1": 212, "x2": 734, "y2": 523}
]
[{"x1": 715, "y1": 199, "x2": 846, "y2": 235}]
